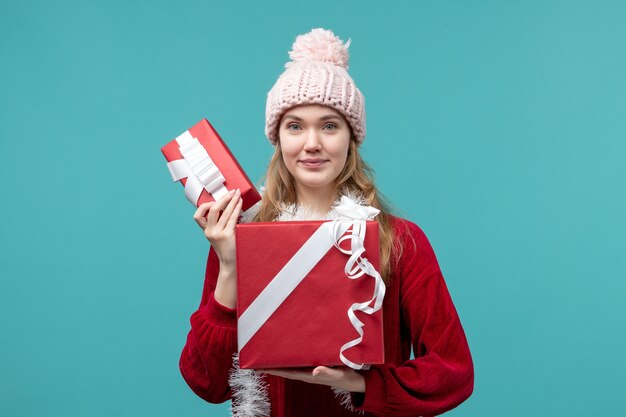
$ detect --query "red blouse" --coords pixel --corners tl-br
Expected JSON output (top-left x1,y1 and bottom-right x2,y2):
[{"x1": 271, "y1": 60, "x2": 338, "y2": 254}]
[{"x1": 179, "y1": 216, "x2": 474, "y2": 416}]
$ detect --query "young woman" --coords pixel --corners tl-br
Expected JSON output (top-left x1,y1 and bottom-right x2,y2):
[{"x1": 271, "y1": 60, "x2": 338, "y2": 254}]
[{"x1": 179, "y1": 28, "x2": 474, "y2": 416}]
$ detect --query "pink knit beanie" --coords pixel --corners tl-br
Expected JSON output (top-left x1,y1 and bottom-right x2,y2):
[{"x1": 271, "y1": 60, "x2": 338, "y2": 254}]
[{"x1": 265, "y1": 28, "x2": 366, "y2": 145}]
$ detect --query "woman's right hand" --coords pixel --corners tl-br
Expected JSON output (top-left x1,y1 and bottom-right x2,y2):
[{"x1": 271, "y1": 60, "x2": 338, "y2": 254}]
[{"x1": 193, "y1": 188, "x2": 243, "y2": 269}]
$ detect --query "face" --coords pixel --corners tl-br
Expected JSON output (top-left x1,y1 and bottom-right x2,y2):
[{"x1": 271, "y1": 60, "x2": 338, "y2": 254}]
[{"x1": 278, "y1": 104, "x2": 351, "y2": 195}]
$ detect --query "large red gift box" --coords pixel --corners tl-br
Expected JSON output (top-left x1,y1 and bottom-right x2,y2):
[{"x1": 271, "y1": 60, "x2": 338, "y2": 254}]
[
  {"x1": 161, "y1": 119, "x2": 261, "y2": 212},
  {"x1": 235, "y1": 220, "x2": 385, "y2": 369}
]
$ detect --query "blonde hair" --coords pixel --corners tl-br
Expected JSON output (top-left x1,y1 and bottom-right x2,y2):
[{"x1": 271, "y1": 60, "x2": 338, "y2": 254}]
[{"x1": 253, "y1": 136, "x2": 402, "y2": 282}]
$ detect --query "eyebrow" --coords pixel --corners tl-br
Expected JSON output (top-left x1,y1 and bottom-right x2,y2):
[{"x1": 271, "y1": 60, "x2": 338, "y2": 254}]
[{"x1": 283, "y1": 114, "x2": 343, "y2": 122}]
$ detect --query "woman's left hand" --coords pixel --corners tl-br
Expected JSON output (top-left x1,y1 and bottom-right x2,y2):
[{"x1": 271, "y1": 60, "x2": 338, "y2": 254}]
[{"x1": 261, "y1": 366, "x2": 365, "y2": 393}]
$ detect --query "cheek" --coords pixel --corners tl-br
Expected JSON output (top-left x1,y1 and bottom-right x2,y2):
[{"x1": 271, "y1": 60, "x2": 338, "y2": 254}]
[
  {"x1": 281, "y1": 146, "x2": 294, "y2": 158},
  {"x1": 279, "y1": 140, "x2": 297, "y2": 161},
  {"x1": 331, "y1": 140, "x2": 350, "y2": 161}
]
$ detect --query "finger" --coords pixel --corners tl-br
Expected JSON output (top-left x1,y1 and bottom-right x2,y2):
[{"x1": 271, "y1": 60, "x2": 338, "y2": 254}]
[
  {"x1": 311, "y1": 367, "x2": 323, "y2": 377},
  {"x1": 225, "y1": 197, "x2": 244, "y2": 230},
  {"x1": 194, "y1": 201, "x2": 214, "y2": 217},
  {"x1": 217, "y1": 189, "x2": 241, "y2": 229},
  {"x1": 193, "y1": 202, "x2": 215, "y2": 227},
  {"x1": 312, "y1": 366, "x2": 336, "y2": 377},
  {"x1": 206, "y1": 189, "x2": 236, "y2": 224}
]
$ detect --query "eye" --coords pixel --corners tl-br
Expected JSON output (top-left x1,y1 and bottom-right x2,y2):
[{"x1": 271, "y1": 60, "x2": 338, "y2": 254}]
[
  {"x1": 287, "y1": 123, "x2": 302, "y2": 131},
  {"x1": 323, "y1": 123, "x2": 337, "y2": 131}
]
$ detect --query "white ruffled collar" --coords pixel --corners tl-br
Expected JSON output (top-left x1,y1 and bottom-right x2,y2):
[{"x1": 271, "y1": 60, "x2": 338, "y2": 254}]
[{"x1": 240, "y1": 187, "x2": 370, "y2": 223}]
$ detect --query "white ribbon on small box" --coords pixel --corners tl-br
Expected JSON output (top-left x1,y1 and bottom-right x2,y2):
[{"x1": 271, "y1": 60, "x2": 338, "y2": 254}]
[
  {"x1": 166, "y1": 130, "x2": 229, "y2": 206},
  {"x1": 238, "y1": 196, "x2": 386, "y2": 370}
]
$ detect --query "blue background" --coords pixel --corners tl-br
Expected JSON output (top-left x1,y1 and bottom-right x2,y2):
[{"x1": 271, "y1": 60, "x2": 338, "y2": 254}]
[{"x1": 1, "y1": 1, "x2": 625, "y2": 416}]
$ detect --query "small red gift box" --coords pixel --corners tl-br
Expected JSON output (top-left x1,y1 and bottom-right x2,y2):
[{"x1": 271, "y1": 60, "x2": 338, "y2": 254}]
[
  {"x1": 161, "y1": 119, "x2": 261, "y2": 212},
  {"x1": 235, "y1": 220, "x2": 385, "y2": 369}
]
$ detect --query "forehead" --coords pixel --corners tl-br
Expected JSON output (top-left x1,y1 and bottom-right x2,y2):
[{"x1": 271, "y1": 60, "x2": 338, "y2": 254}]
[{"x1": 282, "y1": 104, "x2": 343, "y2": 120}]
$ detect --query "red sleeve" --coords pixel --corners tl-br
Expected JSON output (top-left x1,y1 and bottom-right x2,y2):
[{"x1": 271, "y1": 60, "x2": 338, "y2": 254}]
[
  {"x1": 179, "y1": 247, "x2": 238, "y2": 403},
  {"x1": 352, "y1": 220, "x2": 474, "y2": 416}
]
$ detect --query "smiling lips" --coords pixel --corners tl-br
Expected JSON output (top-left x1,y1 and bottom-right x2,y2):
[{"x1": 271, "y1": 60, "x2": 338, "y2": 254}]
[{"x1": 299, "y1": 158, "x2": 328, "y2": 168}]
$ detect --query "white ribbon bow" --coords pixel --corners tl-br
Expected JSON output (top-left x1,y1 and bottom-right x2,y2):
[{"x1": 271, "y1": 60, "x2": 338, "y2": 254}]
[
  {"x1": 166, "y1": 130, "x2": 229, "y2": 205},
  {"x1": 334, "y1": 195, "x2": 381, "y2": 221}
]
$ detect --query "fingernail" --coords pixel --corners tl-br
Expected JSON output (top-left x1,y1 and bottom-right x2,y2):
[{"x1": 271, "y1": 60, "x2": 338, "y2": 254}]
[
  {"x1": 229, "y1": 189, "x2": 235, "y2": 194},
  {"x1": 236, "y1": 188, "x2": 241, "y2": 194}
]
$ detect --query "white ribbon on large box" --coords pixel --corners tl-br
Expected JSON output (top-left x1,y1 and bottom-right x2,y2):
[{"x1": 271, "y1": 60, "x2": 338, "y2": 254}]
[
  {"x1": 166, "y1": 130, "x2": 229, "y2": 206},
  {"x1": 237, "y1": 196, "x2": 386, "y2": 370}
]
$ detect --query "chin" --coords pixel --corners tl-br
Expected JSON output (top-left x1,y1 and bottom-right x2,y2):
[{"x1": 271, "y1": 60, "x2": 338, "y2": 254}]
[
  {"x1": 293, "y1": 175, "x2": 335, "y2": 189},
  {"x1": 298, "y1": 180, "x2": 333, "y2": 189}
]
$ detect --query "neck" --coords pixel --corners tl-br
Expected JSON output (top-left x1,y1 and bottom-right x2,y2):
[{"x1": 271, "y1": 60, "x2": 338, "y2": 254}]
[{"x1": 295, "y1": 184, "x2": 337, "y2": 215}]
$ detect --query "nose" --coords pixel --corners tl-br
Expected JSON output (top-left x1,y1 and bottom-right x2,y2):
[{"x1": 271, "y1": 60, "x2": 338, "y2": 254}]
[{"x1": 303, "y1": 128, "x2": 322, "y2": 152}]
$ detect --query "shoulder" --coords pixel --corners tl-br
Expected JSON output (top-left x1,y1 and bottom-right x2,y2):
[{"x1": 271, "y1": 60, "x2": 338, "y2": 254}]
[
  {"x1": 387, "y1": 214, "x2": 441, "y2": 275},
  {"x1": 388, "y1": 214, "x2": 429, "y2": 249}
]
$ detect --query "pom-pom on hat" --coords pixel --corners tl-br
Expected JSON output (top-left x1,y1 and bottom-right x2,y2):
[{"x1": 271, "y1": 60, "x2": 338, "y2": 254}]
[{"x1": 265, "y1": 28, "x2": 366, "y2": 145}]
